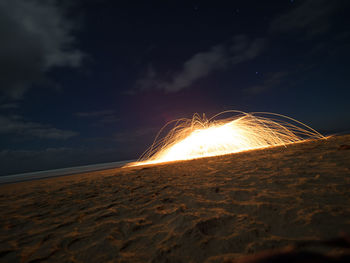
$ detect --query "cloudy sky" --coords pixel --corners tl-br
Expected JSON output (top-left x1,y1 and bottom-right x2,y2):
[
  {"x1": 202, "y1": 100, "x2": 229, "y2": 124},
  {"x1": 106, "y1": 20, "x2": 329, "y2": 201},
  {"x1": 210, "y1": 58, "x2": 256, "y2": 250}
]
[{"x1": 1, "y1": 0, "x2": 349, "y2": 175}]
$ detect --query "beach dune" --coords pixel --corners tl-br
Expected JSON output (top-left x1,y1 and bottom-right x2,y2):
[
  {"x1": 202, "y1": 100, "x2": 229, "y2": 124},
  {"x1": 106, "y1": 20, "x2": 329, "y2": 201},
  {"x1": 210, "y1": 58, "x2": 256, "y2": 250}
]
[{"x1": 0, "y1": 135, "x2": 350, "y2": 262}]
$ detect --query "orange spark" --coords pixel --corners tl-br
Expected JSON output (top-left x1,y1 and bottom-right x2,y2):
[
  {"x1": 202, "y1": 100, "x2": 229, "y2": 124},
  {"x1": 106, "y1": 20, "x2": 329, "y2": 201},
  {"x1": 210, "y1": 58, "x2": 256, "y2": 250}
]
[{"x1": 128, "y1": 111, "x2": 324, "y2": 167}]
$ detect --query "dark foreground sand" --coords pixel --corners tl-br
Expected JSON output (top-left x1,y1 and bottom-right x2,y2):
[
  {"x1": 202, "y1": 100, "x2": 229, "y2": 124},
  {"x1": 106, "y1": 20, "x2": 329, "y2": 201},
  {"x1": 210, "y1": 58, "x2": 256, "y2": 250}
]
[{"x1": 0, "y1": 135, "x2": 350, "y2": 262}]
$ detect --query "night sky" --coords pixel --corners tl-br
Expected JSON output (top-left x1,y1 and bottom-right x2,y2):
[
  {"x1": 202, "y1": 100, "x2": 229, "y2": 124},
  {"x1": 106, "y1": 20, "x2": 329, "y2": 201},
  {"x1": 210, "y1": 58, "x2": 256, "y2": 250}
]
[{"x1": 1, "y1": 0, "x2": 349, "y2": 175}]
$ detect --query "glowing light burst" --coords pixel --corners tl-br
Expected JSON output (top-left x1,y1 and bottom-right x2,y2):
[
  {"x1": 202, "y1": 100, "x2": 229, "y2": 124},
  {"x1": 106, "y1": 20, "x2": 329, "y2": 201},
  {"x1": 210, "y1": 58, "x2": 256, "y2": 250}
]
[{"x1": 129, "y1": 111, "x2": 324, "y2": 167}]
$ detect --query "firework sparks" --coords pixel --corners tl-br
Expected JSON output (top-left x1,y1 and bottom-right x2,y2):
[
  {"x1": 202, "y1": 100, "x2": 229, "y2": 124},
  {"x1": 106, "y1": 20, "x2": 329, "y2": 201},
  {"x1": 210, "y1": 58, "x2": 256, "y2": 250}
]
[{"x1": 129, "y1": 111, "x2": 324, "y2": 167}]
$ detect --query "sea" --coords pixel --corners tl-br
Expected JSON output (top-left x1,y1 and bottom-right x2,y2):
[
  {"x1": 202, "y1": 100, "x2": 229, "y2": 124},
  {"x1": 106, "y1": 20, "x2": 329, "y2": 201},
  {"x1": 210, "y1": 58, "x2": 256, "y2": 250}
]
[{"x1": 0, "y1": 160, "x2": 134, "y2": 184}]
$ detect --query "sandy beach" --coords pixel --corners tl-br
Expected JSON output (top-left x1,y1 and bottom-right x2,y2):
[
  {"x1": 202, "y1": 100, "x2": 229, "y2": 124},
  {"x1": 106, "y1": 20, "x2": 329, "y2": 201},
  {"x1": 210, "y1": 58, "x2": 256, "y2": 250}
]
[{"x1": 0, "y1": 135, "x2": 350, "y2": 262}]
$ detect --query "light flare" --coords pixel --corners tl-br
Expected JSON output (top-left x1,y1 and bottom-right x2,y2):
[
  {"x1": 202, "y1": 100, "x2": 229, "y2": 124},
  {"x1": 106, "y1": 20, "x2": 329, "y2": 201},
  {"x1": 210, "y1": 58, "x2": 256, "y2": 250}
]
[{"x1": 129, "y1": 111, "x2": 324, "y2": 167}]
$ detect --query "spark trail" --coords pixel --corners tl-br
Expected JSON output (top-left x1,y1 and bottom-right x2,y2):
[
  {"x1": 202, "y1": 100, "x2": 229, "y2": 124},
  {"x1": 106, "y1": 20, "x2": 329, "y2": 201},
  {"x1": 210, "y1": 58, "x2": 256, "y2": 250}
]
[{"x1": 129, "y1": 111, "x2": 324, "y2": 166}]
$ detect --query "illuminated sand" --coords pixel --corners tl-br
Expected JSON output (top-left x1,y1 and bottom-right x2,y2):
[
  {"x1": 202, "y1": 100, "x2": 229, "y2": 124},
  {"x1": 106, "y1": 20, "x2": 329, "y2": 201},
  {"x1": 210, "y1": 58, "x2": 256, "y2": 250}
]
[{"x1": 1, "y1": 135, "x2": 350, "y2": 262}]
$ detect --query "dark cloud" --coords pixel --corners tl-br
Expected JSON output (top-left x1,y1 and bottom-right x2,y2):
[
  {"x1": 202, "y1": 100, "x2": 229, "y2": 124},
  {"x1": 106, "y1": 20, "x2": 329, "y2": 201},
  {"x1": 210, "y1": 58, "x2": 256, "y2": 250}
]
[
  {"x1": 114, "y1": 127, "x2": 158, "y2": 143},
  {"x1": 245, "y1": 71, "x2": 290, "y2": 95},
  {"x1": 134, "y1": 35, "x2": 266, "y2": 93},
  {"x1": 270, "y1": 0, "x2": 346, "y2": 37},
  {"x1": 0, "y1": 103, "x2": 19, "y2": 109},
  {"x1": 75, "y1": 110, "x2": 115, "y2": 118},
  {"x1": 0, "y1": 0, "x2": 84, "y2": 99},
  {"x1": 0, "y1": 115, "x2": 78, "y2": 139},
  {"x1": 75, "y1": 110, "x2": 119, "y2": 124}
]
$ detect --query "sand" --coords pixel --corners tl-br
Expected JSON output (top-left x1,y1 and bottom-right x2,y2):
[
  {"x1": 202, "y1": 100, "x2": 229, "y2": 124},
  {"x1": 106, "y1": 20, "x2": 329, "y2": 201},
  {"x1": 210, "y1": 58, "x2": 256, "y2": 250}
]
[{"x1": 0, "y1": 135, "x2": 350, "y2": 262}]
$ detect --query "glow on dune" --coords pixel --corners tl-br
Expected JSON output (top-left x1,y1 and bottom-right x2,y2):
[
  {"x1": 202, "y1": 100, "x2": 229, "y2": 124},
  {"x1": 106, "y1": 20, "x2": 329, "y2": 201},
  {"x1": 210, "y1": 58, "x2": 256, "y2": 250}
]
[{"x1": 129, "y1": 111, "x2": 324, "y2": 167}]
